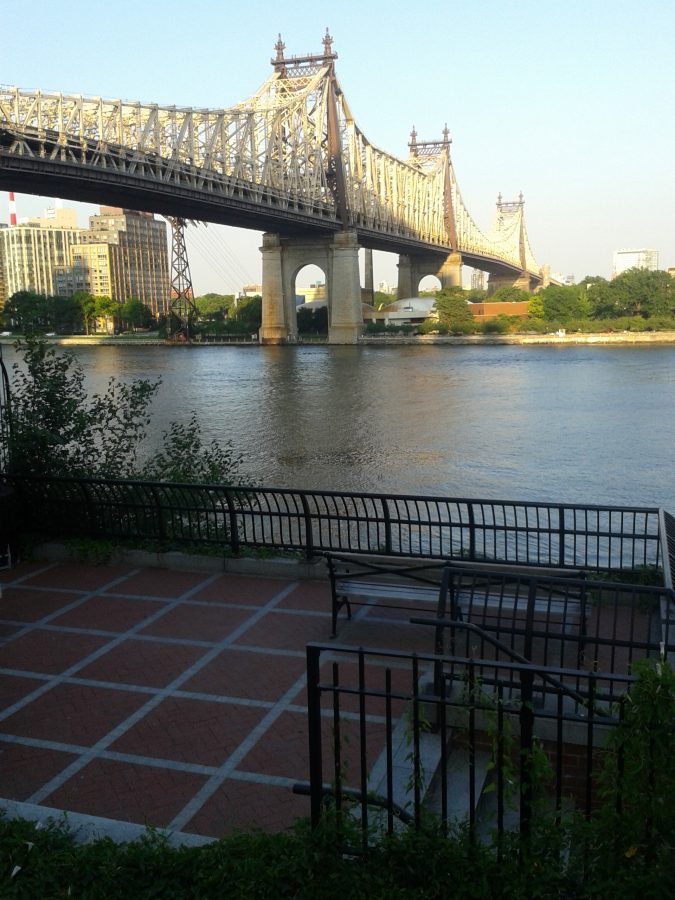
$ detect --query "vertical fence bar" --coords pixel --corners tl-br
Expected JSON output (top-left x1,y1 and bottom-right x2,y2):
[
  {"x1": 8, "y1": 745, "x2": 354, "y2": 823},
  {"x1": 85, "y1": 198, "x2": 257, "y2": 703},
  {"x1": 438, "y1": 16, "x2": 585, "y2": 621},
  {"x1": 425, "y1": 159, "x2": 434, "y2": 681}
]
[
  {"x1": 385, "y1": 668, "x2": 394, "y2": 835},
  {"x1": 412, "y1": 654, "x2": 421, "y2": 828},
  {"x1": 382, "y1": 497, "x2": 393, "y2": 555},
  {"x1": 358, "y1": 649, "x2": 368, "y2": 849},
  {"x1": 332, "y1": 663, "x2": 342, "y2": 821},
  {"x1": 306, "y1": 645, "x2": 323, "y2": 829},
  {"x1": 224, "y1": 489, "x2": 239, "y2": 554},
  {"x1": 468, "y1": 661, "x2": 477, "y2": 842},
  {"x1": 496, "y1": 684, "x2": 504, "y2": 851},
  {"x1": 439, "y1": 669, "x2": 448, "y2": 834},
  {"x1": 585, "y1": 674, "x2": 596, "y2": 820},
  {"x1": 468, "y1": 502, "x2": 476, "y2": 561},
  {"x1": 300, "y1": 493, "x2": 314, "y2": 560}
]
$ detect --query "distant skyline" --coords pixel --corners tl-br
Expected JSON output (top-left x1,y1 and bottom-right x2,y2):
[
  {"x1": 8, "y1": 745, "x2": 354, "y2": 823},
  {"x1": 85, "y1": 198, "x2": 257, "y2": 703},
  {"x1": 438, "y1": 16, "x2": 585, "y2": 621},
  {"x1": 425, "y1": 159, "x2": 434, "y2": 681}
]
[{"x1": 2, "y1": 0, "x2": 673, "y2": 294}]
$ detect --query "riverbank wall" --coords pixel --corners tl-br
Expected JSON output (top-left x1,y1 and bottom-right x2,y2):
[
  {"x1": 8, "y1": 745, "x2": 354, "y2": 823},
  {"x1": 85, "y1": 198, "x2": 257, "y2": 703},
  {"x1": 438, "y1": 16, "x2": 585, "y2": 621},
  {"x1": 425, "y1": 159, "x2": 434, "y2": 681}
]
[{"x1": 2, "y1": 331, "x2": 675, "y2": 348}]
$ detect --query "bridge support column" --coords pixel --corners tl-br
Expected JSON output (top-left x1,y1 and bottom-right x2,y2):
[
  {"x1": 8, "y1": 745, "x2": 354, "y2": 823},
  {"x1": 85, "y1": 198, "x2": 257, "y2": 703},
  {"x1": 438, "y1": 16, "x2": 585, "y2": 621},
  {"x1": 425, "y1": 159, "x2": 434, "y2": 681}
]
[
  {"x1": 486, "y1": 271, "x2": 537, "y2": 296},
  {"x1": 363, "y1": 248, "x2": 375, "y2": 306},
  {"x1": 327, "y1": 231, "x2": 362, "y2": 344},
  {"x1": 259, "y1": 230, "x2": 363, "y2": 345},
  {"x1": 397, "y1": 251, "x2": 462, "y2": 298},
  {"x1": 260, "y1": 233, "x2": 289, "y2": 344}
]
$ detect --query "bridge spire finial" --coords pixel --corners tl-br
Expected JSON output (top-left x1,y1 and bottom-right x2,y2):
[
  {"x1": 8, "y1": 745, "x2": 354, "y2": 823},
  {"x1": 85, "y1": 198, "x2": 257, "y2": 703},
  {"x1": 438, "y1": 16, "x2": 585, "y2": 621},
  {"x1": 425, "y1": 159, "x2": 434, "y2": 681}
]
[
  {"x1": 442, "y1": 123, "x2": 450, "y2": 144},
  {"x1": 274, "y1": 33, "x2": 285, "y2": 62},
  {"x1": 322, "y1": 28, "x2": 334, "y2": 58},
  {"x1": 518, "y1": 191, "x2": 524, "y2": 205}
]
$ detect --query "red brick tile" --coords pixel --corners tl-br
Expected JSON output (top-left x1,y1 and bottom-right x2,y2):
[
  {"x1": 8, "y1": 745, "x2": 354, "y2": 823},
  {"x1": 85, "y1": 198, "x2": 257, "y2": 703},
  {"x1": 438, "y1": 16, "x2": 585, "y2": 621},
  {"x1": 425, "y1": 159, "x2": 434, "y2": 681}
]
[
  {"x1": 0, "y1": 673, "x2": 43, "y2": 710},
  {"x1": 234, "y1": 612, "x2": 330, "y2": 652},
  {"x1": 106, "y1": 569, "x2": 211, "y2": 599},
  {"x1": 238, "y1": 710, "x2": 386, "y2": 783},
  {"x1": 140, "y1": 604, "x2": 251, "y2": 642},
  {"x1": 186, "y1": 778, "x2": 309, "y2": 837},
  {"x1": 0, "y1": 630, "x2": 110, "y2": 676},
  {"x1": 0, "y1": 587, "x2": 82, "y2": 622},
  {"x1": 44, "y1": 758, "x2": 206, "y2": 828},
  {"x1": 192, "y1": 574, "x2": 289, "y2": 606},
  {"x1": 23, "y1": 564, "x2": 132, "y2": 592},
  {"x1": 51, "y1": 596, "x2": 166, "y2": 632},
  {"x1": 2, "y1": 683, "x2": 148, "y2": 745},
  {"x1": 110, "y1": 696, "x2": 265, "y2": 767},
  {"x1": 0, "y1": 561, "x2": 59, "y2": 584},
  {"x1": 183, "y1": 648, "x2": 306, "y2": 702},
  {"x1": 277, "y1": 580, "x2": 332, "y2": 611},
  {"x1": 0, "y1": 624, "x2": 19, "y2": 640},
  {"x1": 0, "y1": 741, "x2": 77, "y2": 800},
  {"x1": 78, "y1": 639, "x2": 206, "y2": 688}
]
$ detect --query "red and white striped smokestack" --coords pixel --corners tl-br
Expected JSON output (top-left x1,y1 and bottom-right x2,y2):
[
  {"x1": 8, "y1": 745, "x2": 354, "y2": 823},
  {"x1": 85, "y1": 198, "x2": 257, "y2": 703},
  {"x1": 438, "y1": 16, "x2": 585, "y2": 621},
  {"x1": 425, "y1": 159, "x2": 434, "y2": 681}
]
[{"x1": 8, "y1": 192, "x2": 17, "y2": 226}]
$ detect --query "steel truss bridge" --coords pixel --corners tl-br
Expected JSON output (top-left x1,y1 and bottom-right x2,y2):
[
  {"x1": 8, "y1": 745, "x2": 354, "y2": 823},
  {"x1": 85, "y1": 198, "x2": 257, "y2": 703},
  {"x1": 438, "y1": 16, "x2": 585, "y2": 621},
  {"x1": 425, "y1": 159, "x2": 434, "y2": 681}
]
[{"x1": 0, "y1": 32, "x2": 543, "y2": 282}]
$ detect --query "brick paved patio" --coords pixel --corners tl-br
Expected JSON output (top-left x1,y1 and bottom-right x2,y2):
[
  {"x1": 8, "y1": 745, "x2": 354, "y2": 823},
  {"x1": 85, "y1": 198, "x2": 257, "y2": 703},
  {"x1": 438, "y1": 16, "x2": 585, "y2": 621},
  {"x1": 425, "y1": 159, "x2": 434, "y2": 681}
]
[{"x1": 0, "y1": 559, "x2": 433, "y2": 840}]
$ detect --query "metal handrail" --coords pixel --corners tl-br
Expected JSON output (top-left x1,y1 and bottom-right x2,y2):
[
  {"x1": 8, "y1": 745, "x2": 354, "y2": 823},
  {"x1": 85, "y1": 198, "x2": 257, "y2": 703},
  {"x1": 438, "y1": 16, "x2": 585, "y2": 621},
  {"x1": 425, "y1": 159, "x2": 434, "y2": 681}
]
[
  {"x1": 2, "y1": 473, "x2": 665, "y2": 575},
  {"x1": 411, "y1": 616, "x2": 588, "y2": 707}
]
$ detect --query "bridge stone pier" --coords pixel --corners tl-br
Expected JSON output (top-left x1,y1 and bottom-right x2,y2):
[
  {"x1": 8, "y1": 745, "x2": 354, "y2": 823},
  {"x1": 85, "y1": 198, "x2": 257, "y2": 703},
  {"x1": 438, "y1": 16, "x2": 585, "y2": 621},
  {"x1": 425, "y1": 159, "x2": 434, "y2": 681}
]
[
  {"x1": 486, "y1": 270, "x2": 539, "y2": 296},
  {"x1": 397, "y1": 251, "x2": 462, "y2": 299},
  {"x1": 260, "y1": 231, "x2": 363, "y2": 344}
]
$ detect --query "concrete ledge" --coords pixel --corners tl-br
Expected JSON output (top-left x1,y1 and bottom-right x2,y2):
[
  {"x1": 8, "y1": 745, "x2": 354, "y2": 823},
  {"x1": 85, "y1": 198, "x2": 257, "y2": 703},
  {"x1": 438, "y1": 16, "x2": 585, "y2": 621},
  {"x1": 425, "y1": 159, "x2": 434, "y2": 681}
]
[
  {"x1": 32, "y1": 541, "x2": 328, "y2": 580},
  {"x1": 0, "y1": 799, "x2": 214, "y2": 848}
]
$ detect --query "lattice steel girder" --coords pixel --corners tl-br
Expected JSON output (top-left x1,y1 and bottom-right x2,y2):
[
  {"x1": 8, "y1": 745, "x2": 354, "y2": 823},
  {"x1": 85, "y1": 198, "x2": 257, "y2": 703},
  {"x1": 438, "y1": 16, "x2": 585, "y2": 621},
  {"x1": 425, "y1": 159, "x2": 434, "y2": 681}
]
[{"x1": 0, "y1": 55, "x2": 543, "y2": 277}]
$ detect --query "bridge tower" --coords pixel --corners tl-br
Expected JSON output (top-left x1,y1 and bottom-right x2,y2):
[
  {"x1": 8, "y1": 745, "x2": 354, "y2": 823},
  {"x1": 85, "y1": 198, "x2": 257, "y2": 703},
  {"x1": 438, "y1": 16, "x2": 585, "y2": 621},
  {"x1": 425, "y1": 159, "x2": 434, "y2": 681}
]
[
  {"x1": 397, "y1": 127, "x2": 462, "y2": 299},
  {"x1": 486, "y1": 193, "x2": 537, "y2": 295},
  {"x1": 259, "y1": 31, "x2": 363, "y2": 345},
  {"x1": 167, "y1": 217, "x2": 198, "y2": 341}
]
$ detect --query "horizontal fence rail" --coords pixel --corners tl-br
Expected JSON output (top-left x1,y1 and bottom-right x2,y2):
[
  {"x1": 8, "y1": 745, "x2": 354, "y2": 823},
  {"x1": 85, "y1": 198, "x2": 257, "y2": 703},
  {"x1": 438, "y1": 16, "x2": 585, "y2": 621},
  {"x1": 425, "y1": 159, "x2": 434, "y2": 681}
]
[
  {"x1": 304, "y1": 642, "x2": 638, "y2": 847},
  {"x1": 3, "y1": 475, "x2": 667, "y2": 575}
]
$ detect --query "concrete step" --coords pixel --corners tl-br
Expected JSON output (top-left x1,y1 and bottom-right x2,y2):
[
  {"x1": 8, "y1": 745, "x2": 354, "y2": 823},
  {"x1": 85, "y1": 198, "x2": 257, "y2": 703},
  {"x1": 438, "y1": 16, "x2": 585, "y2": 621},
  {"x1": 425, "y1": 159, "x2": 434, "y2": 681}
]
[{"x1": 425, "y1": 747, "x2": 491, "y2": 824}]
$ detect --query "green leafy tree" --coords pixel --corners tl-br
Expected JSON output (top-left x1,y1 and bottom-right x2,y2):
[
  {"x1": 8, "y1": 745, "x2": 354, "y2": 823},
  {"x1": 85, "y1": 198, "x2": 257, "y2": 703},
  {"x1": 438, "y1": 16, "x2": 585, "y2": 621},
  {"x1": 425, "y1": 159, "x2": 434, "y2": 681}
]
[
  {"x1": 2, "y1": 338, "x2": 243, "y2": 485},
  {"x1": 120, "y1": 298, "x2": 153, "y2": 330},
  {"x1": 94, "y1": 296, "x2": 118, "y2": 334},
  {"x1": 297, "y1": 306, "x2": 328, "y2": 335},
  {"x1": 73, "y1": 291, "x2": 97, "y2": 335},
  {"x1": 539, "y1": 284, "x2": 590, "y2": 323},
  {"x1": 3, "y1": 291, "x2": 50, "y2": 333},
  {"x1": 194, "y1": 293, "x2": 235, "y2": 319},
  {"x1": 612, "y1": 268, "x2": 674, "y2": 318},
  {"x1": 489, "y1": 286, "x2": 530, "y2": 303},
  {"x1": 433, "y1": 288, "x2": 475, "y2": 334},
  {"x1": 231, "y1": 295, "x2": 262, "y2": 333},
  {"x1": 527, "y1": 295, "x2": 545, "y2": 319},
  {"x1": 141, "y1": 414, "x2": 245, "y2": 484},
  {"x1": 51, "y1": 295, "x2": 83, "y2": 334}
]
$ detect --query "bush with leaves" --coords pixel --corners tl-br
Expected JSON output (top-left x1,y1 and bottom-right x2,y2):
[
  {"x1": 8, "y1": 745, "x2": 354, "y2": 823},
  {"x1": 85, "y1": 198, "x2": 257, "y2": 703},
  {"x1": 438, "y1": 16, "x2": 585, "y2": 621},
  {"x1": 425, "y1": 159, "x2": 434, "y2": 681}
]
[{"x1": 2, "y1": 338, "x2": 242, "y2": 485}]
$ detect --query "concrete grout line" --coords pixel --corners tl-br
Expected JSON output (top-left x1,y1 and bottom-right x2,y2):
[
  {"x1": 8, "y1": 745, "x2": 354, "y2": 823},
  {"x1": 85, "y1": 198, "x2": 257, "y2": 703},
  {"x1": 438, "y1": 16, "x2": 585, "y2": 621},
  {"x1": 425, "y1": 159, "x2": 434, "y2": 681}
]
[
  {"x1": 166, "y1": 665, "x2": 310, "y2": 832},
  {"x1": 0, "y1": 569, "x2": 222, "y2": 725},
  {"x1": 27, "y1": 579, "x2": 301, "y2": 805}
]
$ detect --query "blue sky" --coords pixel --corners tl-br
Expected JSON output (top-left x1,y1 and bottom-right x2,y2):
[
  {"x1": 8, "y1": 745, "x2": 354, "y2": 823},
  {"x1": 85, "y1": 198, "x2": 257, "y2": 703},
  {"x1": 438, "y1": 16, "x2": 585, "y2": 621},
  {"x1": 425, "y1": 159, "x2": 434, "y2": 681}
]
[{"x1": 2, "y1": 0, "x2": 673, "y2": 292}]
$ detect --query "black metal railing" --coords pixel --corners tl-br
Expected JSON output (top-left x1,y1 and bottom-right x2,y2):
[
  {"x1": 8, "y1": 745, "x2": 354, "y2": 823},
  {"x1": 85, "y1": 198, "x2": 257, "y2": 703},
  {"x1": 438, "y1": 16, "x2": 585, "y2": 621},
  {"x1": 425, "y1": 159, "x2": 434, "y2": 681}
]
[
  {"x1": 303, "y1": 642, "x2": 635, "y2": 847},
  {"x1": 421, "y1": 568, "x2": 675, "y2": 684},
  {"x1": 3, "y1": 474, "x2": 667, "y2": 575}
]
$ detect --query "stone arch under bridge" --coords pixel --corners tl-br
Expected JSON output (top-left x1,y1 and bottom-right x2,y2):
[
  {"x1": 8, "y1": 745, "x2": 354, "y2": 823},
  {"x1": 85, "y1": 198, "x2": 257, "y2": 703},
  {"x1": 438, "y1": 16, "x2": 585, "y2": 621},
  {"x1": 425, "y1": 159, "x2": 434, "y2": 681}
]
[{"x1": 260, "y1": 231, "x2": 363, "y2": 344}]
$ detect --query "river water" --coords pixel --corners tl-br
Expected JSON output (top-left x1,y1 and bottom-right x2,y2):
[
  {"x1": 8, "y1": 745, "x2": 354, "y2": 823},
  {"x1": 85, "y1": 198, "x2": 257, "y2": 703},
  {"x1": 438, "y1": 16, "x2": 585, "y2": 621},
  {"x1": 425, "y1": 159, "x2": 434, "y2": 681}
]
[{"x1": 4, "y1": 342, "x2": 674, "y2": 512}]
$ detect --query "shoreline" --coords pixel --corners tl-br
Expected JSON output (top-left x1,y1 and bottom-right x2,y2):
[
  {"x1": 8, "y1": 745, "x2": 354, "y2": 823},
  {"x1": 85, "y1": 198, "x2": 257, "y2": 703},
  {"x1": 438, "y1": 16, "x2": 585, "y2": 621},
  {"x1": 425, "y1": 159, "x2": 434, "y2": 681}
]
[{"x1": 1, "y1": 331, "x2": 675, "y2": 348}]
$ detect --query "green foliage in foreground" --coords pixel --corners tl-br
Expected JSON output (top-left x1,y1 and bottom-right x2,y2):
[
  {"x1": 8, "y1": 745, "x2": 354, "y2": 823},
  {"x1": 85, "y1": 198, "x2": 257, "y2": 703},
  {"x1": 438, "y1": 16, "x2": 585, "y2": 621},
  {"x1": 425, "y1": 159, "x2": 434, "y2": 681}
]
[
  {"x1": 1, "y1": 338, "x2": 244, "y2": 485},
  {"x1": 1, "y1": 660, "x2": 673, "y2": 898},
  {"x1": 1, "y1": 806, "x2": 672, "y2": 900}
]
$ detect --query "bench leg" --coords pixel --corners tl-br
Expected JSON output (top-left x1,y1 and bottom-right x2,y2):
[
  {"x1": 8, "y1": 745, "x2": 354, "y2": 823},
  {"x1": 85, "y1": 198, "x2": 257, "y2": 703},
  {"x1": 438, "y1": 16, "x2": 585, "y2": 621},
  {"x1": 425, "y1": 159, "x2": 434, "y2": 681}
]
[{"x1": 331, "y1": 595, "x2": 352, "y2": 638}]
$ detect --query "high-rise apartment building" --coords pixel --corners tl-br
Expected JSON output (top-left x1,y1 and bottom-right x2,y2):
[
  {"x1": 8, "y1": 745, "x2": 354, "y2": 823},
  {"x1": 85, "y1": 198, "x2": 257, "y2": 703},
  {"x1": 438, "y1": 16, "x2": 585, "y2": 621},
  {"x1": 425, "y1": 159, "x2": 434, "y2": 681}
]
[
  {"x1": 82, "y1": 207, "x2": 169, "y2": 316},
  {"x1": 612, "y1": 248, "x2": 659, "y2": 278},
  {"x1": 1, "y1": 203, "x2": 170, "y2": 316},
  {"x1": 0, "y1": 211, "x2": 84, "y2": 304}
]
